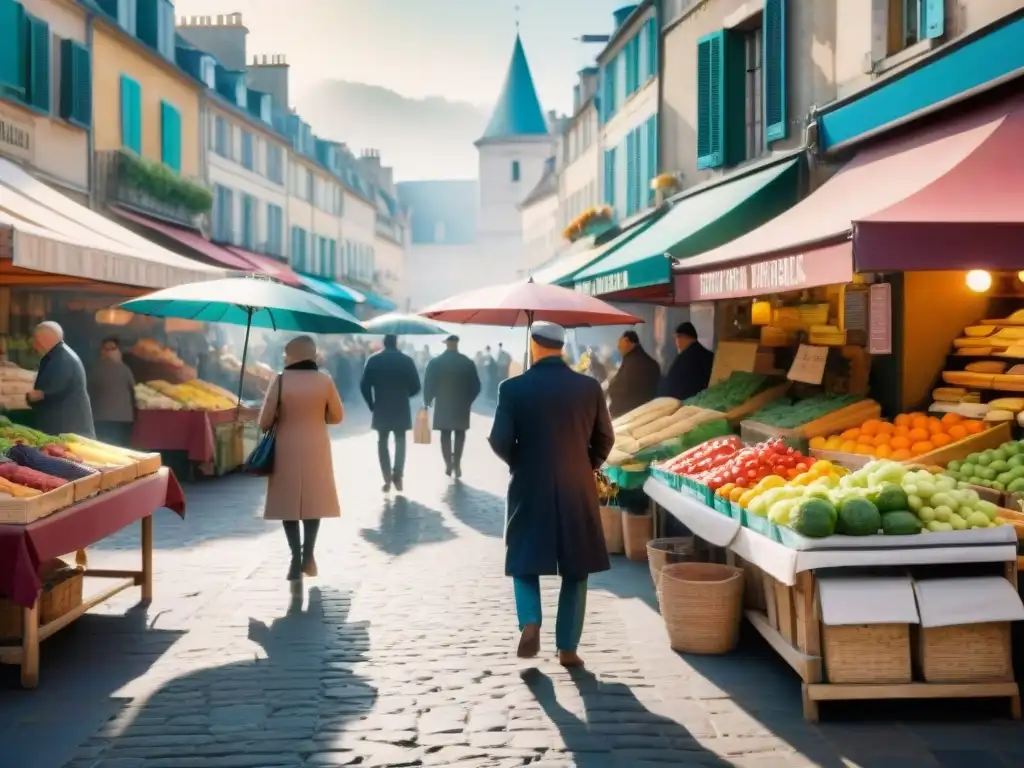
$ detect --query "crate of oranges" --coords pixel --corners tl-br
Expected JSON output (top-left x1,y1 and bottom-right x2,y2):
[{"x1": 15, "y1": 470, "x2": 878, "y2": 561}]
[{"x1": 807, "y1": 413, "x2": 1009, "y2": 469}]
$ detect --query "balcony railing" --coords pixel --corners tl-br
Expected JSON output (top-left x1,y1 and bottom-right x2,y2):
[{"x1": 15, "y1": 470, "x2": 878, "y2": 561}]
[{"x1": 93, "y1": 150, "x2": 212, "y2": 230}]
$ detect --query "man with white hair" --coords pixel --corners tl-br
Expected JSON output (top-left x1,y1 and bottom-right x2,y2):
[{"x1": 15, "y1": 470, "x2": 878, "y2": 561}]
[{"x1": 26, "y1": 321, "x2": 95, "y2": 437}]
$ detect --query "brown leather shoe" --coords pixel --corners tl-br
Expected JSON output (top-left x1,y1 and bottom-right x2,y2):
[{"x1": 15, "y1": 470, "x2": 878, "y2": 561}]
[
  {"x1": 558, "y1": 650, "x2": 585, "y2": 668},
  {"x1": 517, "y1": 623, "x2": 540, "y2": 658},
  {"x1": 302, "y1": 557, "x2": 318, "y2": 577}
]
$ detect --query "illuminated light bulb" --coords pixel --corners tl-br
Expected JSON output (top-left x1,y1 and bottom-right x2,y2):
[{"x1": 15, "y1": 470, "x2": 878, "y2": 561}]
[
  {"x1": 966, "y1": 270, "x2": 992, "y2": 293},
  {"x1": 1017, "y1": 270, "x2": 1024, "y2": 283}
]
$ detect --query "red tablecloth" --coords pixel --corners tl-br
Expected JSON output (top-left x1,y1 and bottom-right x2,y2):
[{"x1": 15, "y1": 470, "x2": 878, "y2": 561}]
[
  {"x1": 0, "y1": 469, "x2": 185, "y2": 607},
  {"x1": 132, "y1": 409, "x2": 217, "y2": 463}
]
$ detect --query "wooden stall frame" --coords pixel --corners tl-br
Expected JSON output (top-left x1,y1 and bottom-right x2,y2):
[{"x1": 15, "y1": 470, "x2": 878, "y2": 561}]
[
  {"x1": 654, "y1": 484, "x2": 1023, "y2": 722},
  {"x1": 0, "y1": 515, "x2": 153, "y2": 689}
]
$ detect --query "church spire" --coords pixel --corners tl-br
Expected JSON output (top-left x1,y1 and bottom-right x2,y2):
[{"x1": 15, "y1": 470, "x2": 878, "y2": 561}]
[{"x1": 477, "y1": 34, "x2": 548, "y2": 143}]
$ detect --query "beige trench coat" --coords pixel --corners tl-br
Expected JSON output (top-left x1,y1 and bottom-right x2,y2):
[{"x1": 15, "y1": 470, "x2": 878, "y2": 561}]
[{"x1": 259, "y1": 370, "x2": 344, "y2": 520}]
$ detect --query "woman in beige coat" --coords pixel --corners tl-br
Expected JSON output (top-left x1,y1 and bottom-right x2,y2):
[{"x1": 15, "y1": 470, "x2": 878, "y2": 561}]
[{"x1": 259, "y1": 335, "x2": 344, "y2": 580}]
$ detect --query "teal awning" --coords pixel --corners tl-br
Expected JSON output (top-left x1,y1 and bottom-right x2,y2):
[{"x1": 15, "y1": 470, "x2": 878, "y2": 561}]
[
  {"x1": 530, "y1": 216, "x2": 661, "y2": 287},
  {"x1": 296, "y1": 273, "x2": 366, "y2": 309},
  {"x1": 360, "y1": 290, "x2": 398, "y2": 312},
  {"x1": 571, "y1": 159, "x2": 801, "y2": 297}
]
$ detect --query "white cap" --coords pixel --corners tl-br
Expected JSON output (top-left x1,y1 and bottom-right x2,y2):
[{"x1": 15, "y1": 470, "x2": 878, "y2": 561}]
[{"x1": 530, "y1": 321, "x2": 566, "y2": 347}]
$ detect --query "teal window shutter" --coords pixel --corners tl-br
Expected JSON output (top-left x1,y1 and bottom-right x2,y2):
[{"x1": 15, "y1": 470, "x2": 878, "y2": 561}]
[
  {"x1": 60, "y1": 40, "x2": 91, "y2": 127},
  {"x1": 647, "y1": 116, "x2": 658, "y2": 195},
  {"x1": 696, "y1": 32, "x2": 724, "y2": 169},
  {"x1": 923, "y1": 0, "x2": 944, "y2": 39},
  {"x1": 0, "y1": 0, "x2": 26, "y2": 98},
  {"x1": 625, "y1": 131, "x2": 634, "y2": 215},
  {"x1": 603, "y1": 148, "x2": 615, "y2": 209},
  {"x1": 120, "y1": 75, "x2": 141, "y2": 153},
  {"x1": 763, "y1": 0, "x2": 788, "y2": 143},
  {"x1": 647, "y1": 18, "x2": 657, "y2": 80},
  {"x1": 638, "y1": 126, "x2": 647, "y2": 211},
  {"x1": 26, "y1": 15, "x2": 50, "y2": 112},
  {"x1": 160, "y1": 101, "x2": 181, "y2": 172}
]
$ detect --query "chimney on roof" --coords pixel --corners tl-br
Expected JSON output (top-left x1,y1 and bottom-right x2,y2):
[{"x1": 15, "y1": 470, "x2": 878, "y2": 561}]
[
  {"x1": 247, "y1": 53, "x2": 290, "y2": 111},
  {"x1": 176, "y1": 12, "x2": 248, "y2": 69}
]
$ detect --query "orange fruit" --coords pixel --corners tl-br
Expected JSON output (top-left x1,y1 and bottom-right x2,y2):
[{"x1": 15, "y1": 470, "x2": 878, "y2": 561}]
[
  {"x1": 876, "y1": 422, "x2": 895, "y2": 434},
  {"x1": 890, "y1": 448, "x2": 912, "y2": 461},
  {"x1": 730, "y1": 486, "x2": 746, "y2": 503},
  {"x1": 908, "y1": 428, "x2": 930, "y2": 443},
  {"x1": 890, "y1": 435, "x2": 911, "y2": 450},
  {"x1": 894, "y1": 413, "x2": 912, "y2": 428},
  {"x1": 941, "y1": 412, "x2": 963, "y2": 426},
  {"x1": 964, "y1": 420, "x2": 985, "y2": 434},
  {"x1": 930, "y1": 433, "x2": 952, "y2": 447},
  {"x1": 855, "y1": 443, "x2": 875, "y2": 456},
  {"x1": 911, "y1": 441, "x2": 935, "y2": 456},
  {"x1": 894, "y1": 425, "x2": 910, "y2": 437},
  {"x1": 872, "y1": 433, "x2": 891, "y2": 447},
  {"x1": 911, "y1": 415, "x2": 930, "y2": 431},
  {"x1": 840, "y1": 440, "x2": 858, "y2": 453},
  {"x1": 718, "y1": 483, "x2": 736, "y2": 497},
  {"x1": 861, "y1": 420, "x2": 881, "y2": 436},
  {"x1": 874, "y1": 445, "x2": 893, "y2": 459},
  {"x1": 841, "y1": 428, "x2": 861, "y2": 441},
  {"x1": 927, "y1": 418, "x2": 944, "y2": 434},
  {"x1": 947, "y1": 424, "x2": 968, "y2": 441}
]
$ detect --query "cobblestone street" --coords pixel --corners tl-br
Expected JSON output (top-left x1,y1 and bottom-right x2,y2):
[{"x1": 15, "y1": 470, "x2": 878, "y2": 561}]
[{"x1": 2, "y1": 406, "x2": 1024, "y2": 768}]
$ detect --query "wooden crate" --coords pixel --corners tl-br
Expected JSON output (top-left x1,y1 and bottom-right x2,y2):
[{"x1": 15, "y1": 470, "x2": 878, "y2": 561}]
[
  {"x1": 133, "y1": 452, "x2": 162, "y2": 476},
  {"x1": 916, "y1": 622, "x2": 1013, "y2": 683},
  {"x1": 100, "y1": 463, "x2": 138, "y2": 491},
  {"x1": 722, "y1": 383, "x2": 790, "y2": 426},
  {"x1": 823, "y1": 624, "x2": 912, "y2": 684},
  {"x1": 0, "y1": 482, "x2": 75, "y2": 525},
  {"x1": 72, "y1": 472, "x2": 102, "y2": 502},
  {"x1": 774, "y1": 580, "x2": 797, "y2": 646},
  {"x1": 0, "y1": 564, "x2": 83, "y2": 640}
]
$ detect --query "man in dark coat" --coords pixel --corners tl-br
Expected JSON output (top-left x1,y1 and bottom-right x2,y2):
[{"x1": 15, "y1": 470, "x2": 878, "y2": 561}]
[
  {"x1": 605, "y1": 330, "x2": 662, "y2": 419},
  {"x1": 360, "y1": 334, "x2": 421, "y2": 492},
  {"x1": 488, "y1": 321, "x2": 615, "y2": 668},
  {"x1": 423, "y1": 335, "x2": 481, "y2": 479},
  {"x1": 26, "y1": 321, "x2": 95, "y2": 437},
  {"x1": 660, "y1": 321, "x2": 713, "y2": 401}
]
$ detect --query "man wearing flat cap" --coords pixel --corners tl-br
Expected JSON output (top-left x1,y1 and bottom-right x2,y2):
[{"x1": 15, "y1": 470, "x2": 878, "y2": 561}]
[
  {"x1": 660, "y1": 321, "x2": 713, "y2": 401},
  {"x1": 488, "y1": 321, "x2": 615, "y2": 667},
  {"x1": 423, "y1": 335, "x2": 481, "y2": 478}
]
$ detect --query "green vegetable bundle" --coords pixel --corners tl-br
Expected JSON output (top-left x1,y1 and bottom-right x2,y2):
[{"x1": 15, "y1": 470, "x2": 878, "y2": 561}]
[
  {"x1": 751, "y1": 393, "x2": 862, "y2": 429},
  {"x1": 684, "y1": 372, "x2": 770, "y2": 412}
]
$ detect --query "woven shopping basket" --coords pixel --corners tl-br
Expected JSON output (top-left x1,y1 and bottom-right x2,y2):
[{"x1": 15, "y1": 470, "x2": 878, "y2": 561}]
[
  {"x1": 647, "y1": 537, "x2": 696, "y2": 595},
  {"x1": 623, "y1": 511, "x2": 653, "y2": 562},
  {"x1": 599, "y1": 504, "x2": 624, "y2": 554},
  {"x1": 660, "y1": 562, "x2": 744, "y2": 654}
]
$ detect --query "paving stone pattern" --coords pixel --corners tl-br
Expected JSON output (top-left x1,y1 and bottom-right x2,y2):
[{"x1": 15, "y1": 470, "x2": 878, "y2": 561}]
[{"x1": 2, "y1": 405, "x2": 1024, "y2": 767}]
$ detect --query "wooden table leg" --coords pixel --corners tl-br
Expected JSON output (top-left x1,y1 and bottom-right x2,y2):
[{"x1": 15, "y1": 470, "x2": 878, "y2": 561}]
[
  {"x1": 21, "y1": 598, "x2": 39, "y2": 689},
  {"x1": 141, "y1": 514, "x2": 153, "y2": 605}
]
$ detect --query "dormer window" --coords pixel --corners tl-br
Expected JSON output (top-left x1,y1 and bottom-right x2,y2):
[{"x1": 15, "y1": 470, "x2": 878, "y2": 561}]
[
  {"x1": 200, "y1": 56, "x2": 216, "y2": 89},
  {"x1": 511, "y1": 161, "x2": 521, "y2": 182}
]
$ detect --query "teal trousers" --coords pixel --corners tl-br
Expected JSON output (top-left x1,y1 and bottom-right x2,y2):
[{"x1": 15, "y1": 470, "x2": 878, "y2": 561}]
[{"x1": 513, "y1": 575, "x2": 588, "y2": 652}]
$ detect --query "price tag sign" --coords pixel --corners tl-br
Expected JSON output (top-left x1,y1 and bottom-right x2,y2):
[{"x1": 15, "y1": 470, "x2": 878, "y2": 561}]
[
  {"x1": 788, "y1": 344, "x2": 829, "y2": 385},
  {"x1": 709, "y1": 340, "x2": 758, "y2": 385}
]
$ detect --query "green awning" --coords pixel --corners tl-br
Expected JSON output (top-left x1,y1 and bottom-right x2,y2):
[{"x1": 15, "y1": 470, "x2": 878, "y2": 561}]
[
  {"x1": 571, "y1": 158, "x2": 801, "y2": 296},
  {"x1": 530, "y1": 216, "x2": 661, "y2": 287}
]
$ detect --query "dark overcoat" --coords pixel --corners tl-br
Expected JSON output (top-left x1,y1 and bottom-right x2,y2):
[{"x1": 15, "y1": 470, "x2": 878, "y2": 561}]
[
  {"x1": 423, "y1": 349, "x2": 481, "y2": 431},
  {"x1": 488, "y1": 357, "x2": 615, "y2": 579},
  {"x1": 659, "y1": 342, "x2": 714, "y2": 401},
  {"x1": 30, "y1": 342, "x2": 95, "y2": 437},
  {"x1": 606, "y1": 345, "x2": 662, "y2": 419},
  {"x1": 360, "y1": 348, "x2": 422, "y2": 432}
]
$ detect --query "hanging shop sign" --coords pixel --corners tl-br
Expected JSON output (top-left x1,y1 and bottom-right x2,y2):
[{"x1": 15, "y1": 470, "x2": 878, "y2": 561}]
[
  {"x1": 0, "y1": 106, "x2": 33, "y2": 163},
  {"x1": 674, "y1": 242, "x2": 854, "y2": 302}
]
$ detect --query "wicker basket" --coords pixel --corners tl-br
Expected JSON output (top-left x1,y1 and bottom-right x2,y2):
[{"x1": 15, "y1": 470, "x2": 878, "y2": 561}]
[
  {"x1": 647, "y1": 537, "x2": 695, "y2": 594},
  {"x1": 0, "y1": 560, "x2": 84, "y2": 640},
  {"x1": 599, "y1": 505, "x2": 624, "y2": 554},
  {"x1": 623, "y1": 512, "x2": 653, "y2": 562},
  {"x1": 660, "y1": 562, "x2": 744, "y2": 654},
  {"x1": 823, "y1": 624, "x2": 912, "y2": 684},
  {"x1": 916, "y1": 622, "x2": 1013, "y2": 683}
]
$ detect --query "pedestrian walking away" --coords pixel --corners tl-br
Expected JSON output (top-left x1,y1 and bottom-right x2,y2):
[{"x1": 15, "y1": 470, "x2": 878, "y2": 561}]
[
  {"x1": 495, "y1": 342, "x2": 512, "y2": 383},
  {"x1": 26, "y1": 321, "x2": 96, "y2": 438},
  {"x1": 88, "y1": 336, "x2": 137, "y2": 447},
  {"x1": 423, "y1": 334, "x2": 481, "y2": 478},
  {"x1": 606, "y1": 330, "x2": 662, "y2": 419},
  {"x1": 360, "y1": 333, "x2": 422, "y2": 492},
  {"x1": 259, "y1": 335, "x2": 344, "y2": 581},
  {"x1": 488, "y1": 321, "x2": 615, "y2": 667},
  {"x1": 660, "y1": 321, "x2": 713, "y2": 401}
]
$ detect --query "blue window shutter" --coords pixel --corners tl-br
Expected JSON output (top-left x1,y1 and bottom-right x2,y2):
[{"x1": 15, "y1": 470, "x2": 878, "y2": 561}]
[
  {"x1": 763, "y1": 0, "x2": 788, "y2": 143},
  {"x1": 696, "y1": 32, "x2": 724, "y2": 169},
  {"x1": 923, "y1": 0, "x2": 945, "y2": 39},
  {"x1": 120, "y1": 75, "x2": 140, "y2": 153},
  {"x1": 60, "y1": 40, "x2": 91, "y2": 127},
  {"x1": 26, "y1": 16, "x2": 50, "y2": 111},
  {"x1": 0, "y1": 0, "x2": 25, "y2": 97},
  {"x1": 160, "y1": 101, "x2": 181, "y2": 172}
]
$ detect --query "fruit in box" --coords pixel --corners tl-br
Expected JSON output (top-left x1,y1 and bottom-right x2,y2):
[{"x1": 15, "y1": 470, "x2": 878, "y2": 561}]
[
  {"x1": 945, "y1": 438, "x2": 1024, "y2": 492},
  {"x1": 145, "y1": 379, "x2": 237, "y2": 411},
  {"x1": 810, "y1": 412, "x2": 985, "y2": 460},
  {"x1": 750, "y1": 393, "x2": 862, "y2": 429}
]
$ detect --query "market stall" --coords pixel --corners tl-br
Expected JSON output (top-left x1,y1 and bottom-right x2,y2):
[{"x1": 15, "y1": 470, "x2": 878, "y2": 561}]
[{"x1": 0, "y1": 420, "x2": 183, "y2": 688}]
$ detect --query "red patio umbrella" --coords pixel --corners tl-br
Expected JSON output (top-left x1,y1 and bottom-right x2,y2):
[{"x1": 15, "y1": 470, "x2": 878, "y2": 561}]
[{"x1": 417, "y1": 278, "x2": 642, "y2": 328}]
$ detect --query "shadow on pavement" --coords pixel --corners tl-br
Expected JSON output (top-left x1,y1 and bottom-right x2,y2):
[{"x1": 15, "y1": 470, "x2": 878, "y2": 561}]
[
  {"x1": 0, "y1": 607, "x2": 183, "y2": 768},
  {"x1": 523, "y1": 667, "x2": 732, "y2": 768},
  {"x1": 72, "y1": 586, "x2": 376, "y2": 767},
  {"x1": 442, "y1": 481, "x2": 505, "y2": 538},
  {"x1": 359, "y1": 496, "x2": 456, "y2": 556}
]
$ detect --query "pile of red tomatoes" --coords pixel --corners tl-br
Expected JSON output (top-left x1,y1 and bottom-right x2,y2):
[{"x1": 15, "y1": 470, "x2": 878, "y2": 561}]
[{"x1": 658, "y1": 437, "x2": 811, "y2": 491}]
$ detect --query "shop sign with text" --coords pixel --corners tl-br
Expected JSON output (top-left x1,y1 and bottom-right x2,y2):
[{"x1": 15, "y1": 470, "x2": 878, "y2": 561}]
[
  {"x1": 0, "y1": 107, "x2": 33, "y2": 163},
  {"x1": 575, "y1": 270, "x2": 630, "y2": 296},
  {"x1": 674, "y1": 242, "x2": 854, "y2": 302}
]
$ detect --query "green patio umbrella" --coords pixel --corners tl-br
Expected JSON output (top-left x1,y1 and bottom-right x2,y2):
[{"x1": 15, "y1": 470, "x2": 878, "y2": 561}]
[{"x1": 121, "y1": 276, "x2": 366, "y2": 412}]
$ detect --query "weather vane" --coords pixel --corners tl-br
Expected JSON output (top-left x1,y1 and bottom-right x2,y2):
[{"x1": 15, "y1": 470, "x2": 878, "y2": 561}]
[{"x1": 514, "y1": 3, "x2": 520, "y2": 31}]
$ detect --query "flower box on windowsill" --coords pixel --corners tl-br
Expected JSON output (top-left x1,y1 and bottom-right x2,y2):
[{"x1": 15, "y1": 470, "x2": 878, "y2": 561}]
[{"x1": 94, "y1": 150, "x2": 212, "y2": 229}]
